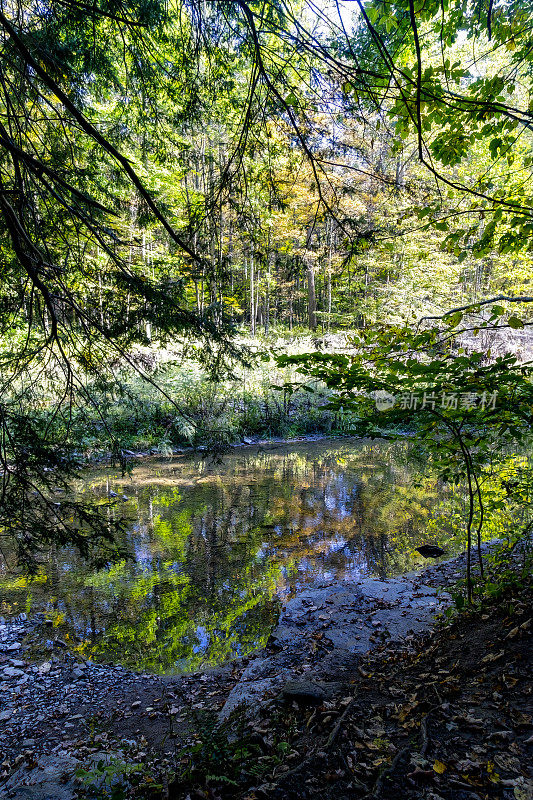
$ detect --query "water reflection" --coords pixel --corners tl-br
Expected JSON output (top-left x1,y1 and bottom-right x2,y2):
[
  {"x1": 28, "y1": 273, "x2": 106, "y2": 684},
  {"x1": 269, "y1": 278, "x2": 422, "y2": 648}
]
[{"x1": 0, "y1": 438, "x2": 455, "y2": 673}]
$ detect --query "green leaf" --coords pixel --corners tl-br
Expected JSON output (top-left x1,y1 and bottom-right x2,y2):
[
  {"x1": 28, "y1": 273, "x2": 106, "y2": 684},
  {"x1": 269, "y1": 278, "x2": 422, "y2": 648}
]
[
  {"x1": 284, "y1": 92, "x2": 299, "y2": 108},
  {"x1": 446, "y1": 311, "x2": 463, "y2": 328}
]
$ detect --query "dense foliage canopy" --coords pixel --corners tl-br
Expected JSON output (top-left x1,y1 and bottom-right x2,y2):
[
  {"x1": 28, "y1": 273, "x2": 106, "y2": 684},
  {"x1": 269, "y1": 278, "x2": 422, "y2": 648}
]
[{"x1": 0, "y1": 0, "x2": 532, "y2": 568}]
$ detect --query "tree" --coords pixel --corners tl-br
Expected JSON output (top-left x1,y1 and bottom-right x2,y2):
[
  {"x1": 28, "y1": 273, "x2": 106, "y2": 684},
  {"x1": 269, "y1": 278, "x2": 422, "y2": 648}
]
[
  {"x1": 278, "y1": 310, "x2": 533, "y2": 601},
  {"x1": 2, "y1": 0, "x2": 533, "y2": 571},
  {"x1": 0, "y1": 1, "x2": 242, "y2": 568}
]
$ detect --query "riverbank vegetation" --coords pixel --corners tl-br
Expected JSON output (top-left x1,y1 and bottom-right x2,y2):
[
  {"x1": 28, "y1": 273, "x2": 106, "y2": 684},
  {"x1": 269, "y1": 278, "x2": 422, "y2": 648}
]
[{"x1": 1, "y1": 0, "x2": 533, "y2": 559}]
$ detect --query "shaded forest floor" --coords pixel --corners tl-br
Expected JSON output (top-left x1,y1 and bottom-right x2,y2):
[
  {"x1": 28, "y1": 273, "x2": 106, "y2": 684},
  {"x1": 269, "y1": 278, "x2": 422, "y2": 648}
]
[{"x1": 229, "y1": 586, "x2": 532, "y2": 800}]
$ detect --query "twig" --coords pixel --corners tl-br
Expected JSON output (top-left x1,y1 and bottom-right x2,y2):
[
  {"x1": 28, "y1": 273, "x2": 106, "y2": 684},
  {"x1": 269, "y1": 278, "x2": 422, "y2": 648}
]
[
  {"x1": 326, "y1": 698, "x2": 357, "y2": 748},
  {"x1": 419, "y1": 295, "x2": 533, "y2": 324},
  {"x1": 274, "y1": 754, "x2": 314, "y2": 782},
  {"x1": 420, "y1": 714, "x2": 431, "y2": 757},
  {"x1": 432, "y1": 685, "x2": 444, "y2": 706},
  {"x1": 370, "y1": 746, "x2": 410, "y2": 798}
]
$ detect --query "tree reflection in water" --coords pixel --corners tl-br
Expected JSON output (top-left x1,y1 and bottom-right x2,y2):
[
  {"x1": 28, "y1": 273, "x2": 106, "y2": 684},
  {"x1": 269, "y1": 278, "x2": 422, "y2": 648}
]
[{"x1": 0, "y1": 438, "x2": 459, "y2": 673}]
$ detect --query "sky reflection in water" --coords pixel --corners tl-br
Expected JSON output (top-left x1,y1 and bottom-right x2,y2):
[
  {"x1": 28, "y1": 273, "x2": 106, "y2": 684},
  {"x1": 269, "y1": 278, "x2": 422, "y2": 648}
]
[{"x1": 0, "y1": 438, "x2": 456, "y2": 673}]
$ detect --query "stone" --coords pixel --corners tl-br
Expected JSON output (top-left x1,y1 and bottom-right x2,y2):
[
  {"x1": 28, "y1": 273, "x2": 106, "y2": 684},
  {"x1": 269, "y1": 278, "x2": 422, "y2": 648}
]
[
  {"x1": 416, "y1": 545, "x2": 446, "y2": 558},
  {"x1": 3, "y1": 667, "x2": 24, "y2": 678},
  {"x1": 1, "y1": 752, "x2": 79, "y2": 800},
  {"x1": 281, "y1": 680, "x2": 326, "y2": 706}
]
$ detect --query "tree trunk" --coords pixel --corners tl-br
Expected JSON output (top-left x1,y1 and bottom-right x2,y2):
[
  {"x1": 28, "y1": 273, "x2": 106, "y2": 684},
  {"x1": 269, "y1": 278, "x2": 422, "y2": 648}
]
[
  {"x1": 250, "y1": 251, "x2": 255, "y2": 336},
  {"x1": 327, "y1": 221, "x2": 333, "y2": 332},
  {"x1": 307, "y1": 261, "x2": 317, "y2": 331}
]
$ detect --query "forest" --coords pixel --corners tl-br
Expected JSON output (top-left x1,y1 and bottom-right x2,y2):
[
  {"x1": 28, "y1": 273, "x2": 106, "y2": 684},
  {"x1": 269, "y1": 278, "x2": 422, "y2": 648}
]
[{"x1": 0, "y1": 0, "x2": 532, "y2": 799}]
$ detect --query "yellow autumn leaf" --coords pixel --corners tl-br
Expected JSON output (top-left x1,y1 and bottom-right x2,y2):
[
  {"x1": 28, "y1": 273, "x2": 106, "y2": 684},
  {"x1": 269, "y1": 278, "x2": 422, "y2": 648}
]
[
  {"x1": 487, "y1": 761, "x2": 500, "y2": 784},
  {"x1": 433, "y1": 760, "x2": 446, "y2": 774}
]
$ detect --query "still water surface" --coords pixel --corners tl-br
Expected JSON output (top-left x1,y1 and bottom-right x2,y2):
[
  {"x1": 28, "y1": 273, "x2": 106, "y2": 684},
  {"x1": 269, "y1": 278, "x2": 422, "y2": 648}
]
[{"x1": 0, "y1": 438, "x2": 457, "y2": 673}]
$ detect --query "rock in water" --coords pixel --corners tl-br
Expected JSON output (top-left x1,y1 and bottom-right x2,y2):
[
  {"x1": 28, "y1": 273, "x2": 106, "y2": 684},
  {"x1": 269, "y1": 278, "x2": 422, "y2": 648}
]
[
  {"x1": 416, "y1": 545, "x2": 446, "y2": 558},
  {"x1": 281, "y1": 680, "x2": 326, "y2": 706}
]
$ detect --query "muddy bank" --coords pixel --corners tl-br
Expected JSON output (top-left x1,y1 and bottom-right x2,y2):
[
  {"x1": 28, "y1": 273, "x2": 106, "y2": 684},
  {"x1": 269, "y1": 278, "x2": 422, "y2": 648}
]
[
  {"x1": 217, "y1": 541, "x2": 501, "y2": 719},
  {"x1": 88, "y1": 432, "x2": 357, "y2": 464},
  {"x1": 0, "y1": 611, "x2": 242, "y2": 798},
  {"x1": 218, "y1": 575, "x2": 448, "y2": 720}
]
